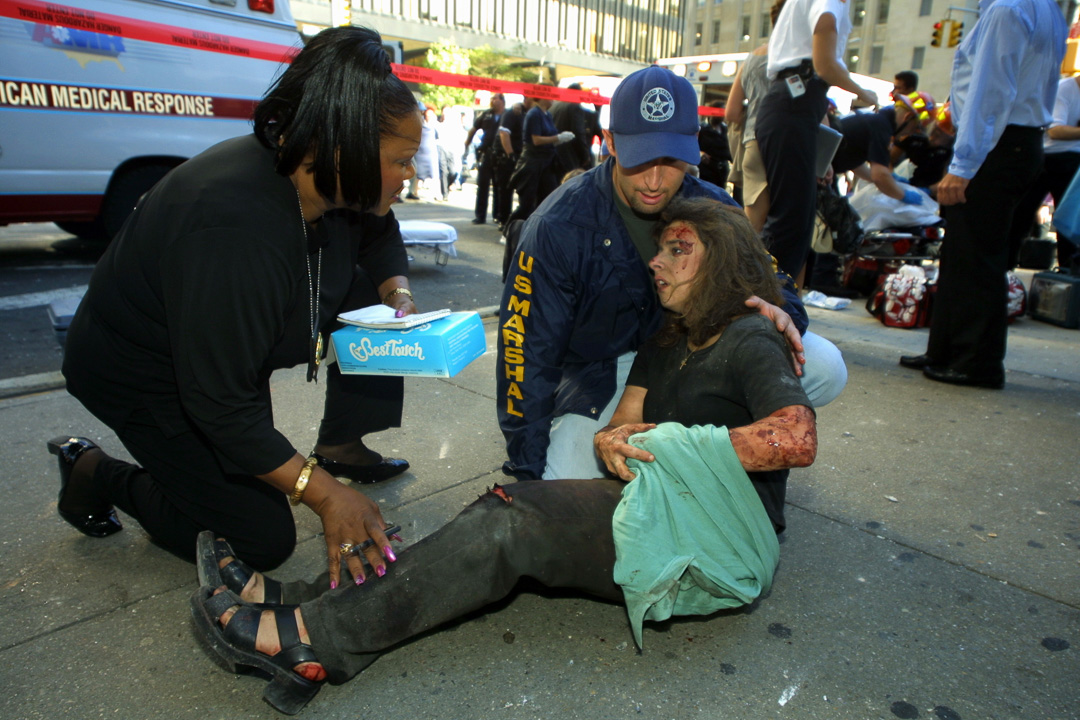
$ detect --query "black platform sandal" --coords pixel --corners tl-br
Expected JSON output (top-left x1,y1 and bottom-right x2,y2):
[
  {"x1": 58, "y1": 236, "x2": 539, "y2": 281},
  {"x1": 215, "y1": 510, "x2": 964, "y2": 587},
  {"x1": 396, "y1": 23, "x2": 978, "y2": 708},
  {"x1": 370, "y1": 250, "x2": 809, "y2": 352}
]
[
  {"x1": 46, "y1": 436, "x2": 122, "y2": 538},
  {"x1": 196, "y1": 531, "x2": 284, "y2": 605},
  {"x1": 190, "y1": 586, "x2": 323, "y2": 715}
]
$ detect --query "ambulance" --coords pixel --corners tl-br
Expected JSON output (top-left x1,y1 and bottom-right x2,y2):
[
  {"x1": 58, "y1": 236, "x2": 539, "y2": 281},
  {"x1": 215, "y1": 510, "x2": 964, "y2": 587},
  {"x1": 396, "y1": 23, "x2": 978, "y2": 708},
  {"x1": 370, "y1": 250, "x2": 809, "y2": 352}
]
[{"x1": 0, "y1": 0, "x2": 301, "y2": 239}]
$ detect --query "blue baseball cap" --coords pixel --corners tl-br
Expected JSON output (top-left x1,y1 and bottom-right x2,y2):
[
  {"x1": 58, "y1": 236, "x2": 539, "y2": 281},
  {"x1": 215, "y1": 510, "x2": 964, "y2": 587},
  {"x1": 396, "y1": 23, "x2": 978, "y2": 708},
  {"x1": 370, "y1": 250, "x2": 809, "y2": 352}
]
[{"x1": 609, "y1": 66, "x2": 700, "y2": 168}]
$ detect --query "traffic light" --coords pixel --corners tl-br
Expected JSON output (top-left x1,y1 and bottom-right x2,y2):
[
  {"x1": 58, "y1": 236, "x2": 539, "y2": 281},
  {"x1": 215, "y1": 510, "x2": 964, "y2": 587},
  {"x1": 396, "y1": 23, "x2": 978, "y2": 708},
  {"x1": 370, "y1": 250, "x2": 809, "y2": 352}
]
[
  {"x1": 948, "y1": 20, "x2": 964, "y2": 47},
  {"x1": 931, "y1": 21, "x2": 944, "y2": 47}
]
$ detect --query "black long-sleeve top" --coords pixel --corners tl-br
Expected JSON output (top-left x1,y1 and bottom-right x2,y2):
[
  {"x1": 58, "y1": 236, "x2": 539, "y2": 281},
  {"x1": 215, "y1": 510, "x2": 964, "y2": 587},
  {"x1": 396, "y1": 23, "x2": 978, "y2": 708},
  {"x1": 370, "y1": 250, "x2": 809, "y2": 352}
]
[{"x1": 63, "y1": 135, "x2": 407, "y2": 476}]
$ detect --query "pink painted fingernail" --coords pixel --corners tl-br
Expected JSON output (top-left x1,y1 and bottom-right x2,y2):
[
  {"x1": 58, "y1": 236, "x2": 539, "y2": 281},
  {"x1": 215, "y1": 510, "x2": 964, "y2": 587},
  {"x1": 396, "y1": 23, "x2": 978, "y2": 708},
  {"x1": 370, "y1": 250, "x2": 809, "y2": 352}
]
[
  {"x1": 376, "y1": 565, "x2": 386, "y2": 577},
  {"x1": 395, "y1": 309, "x2": 405, "y2": 318},
  {"x1": 330, "y1": 580, "x2": 338, "y2": 590},
  {"x1": 355, "y1": 576, "x2": 365, "y2": 586},
  {"x1": 384, "y1": 547, "x2": 397, "y2": 562},
  {"x1": 390, "y1": 534, "x2": 404, "y2": 542}
]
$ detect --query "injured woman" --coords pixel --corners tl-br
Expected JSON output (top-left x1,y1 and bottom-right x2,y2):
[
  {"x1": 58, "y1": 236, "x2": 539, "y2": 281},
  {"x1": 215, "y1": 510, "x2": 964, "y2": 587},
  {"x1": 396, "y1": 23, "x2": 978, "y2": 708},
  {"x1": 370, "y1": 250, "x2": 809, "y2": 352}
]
[{"x1": 190, "y1": 197, "x2": 817, "y2": 714}]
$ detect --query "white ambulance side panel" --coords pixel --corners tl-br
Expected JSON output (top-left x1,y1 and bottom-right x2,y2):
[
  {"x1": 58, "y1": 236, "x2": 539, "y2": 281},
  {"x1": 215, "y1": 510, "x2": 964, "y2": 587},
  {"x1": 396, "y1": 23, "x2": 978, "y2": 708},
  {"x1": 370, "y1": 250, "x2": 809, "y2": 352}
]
[{"x1": 0, "y1": 0, "x2": 300, "y2": 231}]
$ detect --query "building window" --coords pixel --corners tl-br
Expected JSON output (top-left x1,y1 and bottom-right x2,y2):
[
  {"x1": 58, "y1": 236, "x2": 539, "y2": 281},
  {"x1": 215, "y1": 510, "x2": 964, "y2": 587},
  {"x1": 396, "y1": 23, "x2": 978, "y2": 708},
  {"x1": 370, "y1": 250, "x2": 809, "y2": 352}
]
[
  {"x1": 712, "y1": 19, "x2": 721, "y2": 43},
  {"x1": 869, "y1": 45, "x2": 884, "y2": 74},
  {"x1": 760, "y1": 11, "x2": 770, "y2": 35},
  {"x1": 878, "y1": 0, "x2": 890, "y2": 22},
  {"x1": 741, "y1": 14, "x2": 751, "y2": 40},
  {"x1": 715, "y1": 0, "x2": 723, "y2": 5},
  {"x1": 695, "y1": 22, "x2": 703, "y2": 45},
  {"x1": 912, "y1": 46, "x2": 925, "y2": 69},
  {"x1": 846, "y1": 47, "x2": 860, "y2": 71},
  {"x1": 919, "y1": 0, "x2": 932, "y2": 15},
  {"x1": 852, "y1": 0, "x2": 866, "y2": 26}
]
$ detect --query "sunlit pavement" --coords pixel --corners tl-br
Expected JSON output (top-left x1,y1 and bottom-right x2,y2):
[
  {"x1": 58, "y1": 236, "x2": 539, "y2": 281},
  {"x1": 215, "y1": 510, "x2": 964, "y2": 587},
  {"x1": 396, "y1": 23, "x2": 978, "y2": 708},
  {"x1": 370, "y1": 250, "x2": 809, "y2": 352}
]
[{"x1": 2, "y1": 182, "x2": 1078, "y2": 719}]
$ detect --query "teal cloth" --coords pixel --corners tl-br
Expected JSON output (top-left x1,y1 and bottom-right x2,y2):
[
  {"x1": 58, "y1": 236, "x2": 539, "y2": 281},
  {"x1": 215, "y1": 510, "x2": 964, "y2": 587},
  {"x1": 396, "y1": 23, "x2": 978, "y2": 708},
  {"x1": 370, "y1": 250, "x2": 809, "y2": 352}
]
[{"x1": 611, "y1": 422, "x2": 781, "y2": 648}]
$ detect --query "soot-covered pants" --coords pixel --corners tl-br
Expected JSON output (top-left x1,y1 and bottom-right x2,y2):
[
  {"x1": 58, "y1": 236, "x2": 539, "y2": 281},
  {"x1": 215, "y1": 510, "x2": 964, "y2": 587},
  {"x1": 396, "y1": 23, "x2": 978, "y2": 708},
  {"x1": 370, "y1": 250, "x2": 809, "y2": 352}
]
[{"x1": 296, "y1": 478, "x2": 625, "y2": 683}]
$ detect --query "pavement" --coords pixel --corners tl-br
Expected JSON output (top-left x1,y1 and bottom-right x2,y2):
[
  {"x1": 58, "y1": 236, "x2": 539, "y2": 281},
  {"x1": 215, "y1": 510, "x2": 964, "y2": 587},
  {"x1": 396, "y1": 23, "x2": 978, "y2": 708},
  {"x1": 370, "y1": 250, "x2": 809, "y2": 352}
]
[{"x1": 1, "y1": 180, "x2": 1078, "y2": 720}]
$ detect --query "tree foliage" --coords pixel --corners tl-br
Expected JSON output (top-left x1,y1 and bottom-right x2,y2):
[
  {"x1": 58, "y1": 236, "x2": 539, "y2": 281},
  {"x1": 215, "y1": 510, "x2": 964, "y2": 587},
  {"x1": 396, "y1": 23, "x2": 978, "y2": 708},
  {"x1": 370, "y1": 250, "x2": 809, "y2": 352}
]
[
  {"x1": 417, "y1": 42, "x2": 543, "y2": 109},
  {"x1": 420, "y1": 42, "x2": 472, "y2": 109},
  {"x1": 469, "y1": 44, "x2": 539, "y2": 84}
]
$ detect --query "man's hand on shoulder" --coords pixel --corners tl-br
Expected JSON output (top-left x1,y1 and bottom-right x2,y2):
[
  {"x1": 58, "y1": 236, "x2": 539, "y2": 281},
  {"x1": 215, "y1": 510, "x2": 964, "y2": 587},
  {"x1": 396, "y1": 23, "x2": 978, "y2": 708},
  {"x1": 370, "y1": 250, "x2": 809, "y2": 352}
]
[{"x1": 745, "y1": 296, "x2": 805, "y2": 376}]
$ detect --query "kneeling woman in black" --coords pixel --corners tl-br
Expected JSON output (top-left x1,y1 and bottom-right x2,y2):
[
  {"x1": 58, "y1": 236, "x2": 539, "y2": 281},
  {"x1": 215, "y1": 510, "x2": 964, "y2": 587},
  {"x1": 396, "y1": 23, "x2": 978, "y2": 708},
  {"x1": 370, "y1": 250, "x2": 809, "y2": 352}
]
[
  {"x1": 48, "y1": 26, "x2": 420, "y2": 579},
  {"x1": 190, "y1": 198, "x2": 816, "y2": 713}
]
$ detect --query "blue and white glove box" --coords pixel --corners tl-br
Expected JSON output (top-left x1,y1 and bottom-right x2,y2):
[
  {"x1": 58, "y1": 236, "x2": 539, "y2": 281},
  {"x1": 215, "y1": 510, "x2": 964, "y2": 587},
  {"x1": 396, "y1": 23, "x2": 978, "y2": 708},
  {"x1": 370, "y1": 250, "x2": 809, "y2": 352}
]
[{"x1": 329, "y1": 311, "x2": 486, "y2": 377}]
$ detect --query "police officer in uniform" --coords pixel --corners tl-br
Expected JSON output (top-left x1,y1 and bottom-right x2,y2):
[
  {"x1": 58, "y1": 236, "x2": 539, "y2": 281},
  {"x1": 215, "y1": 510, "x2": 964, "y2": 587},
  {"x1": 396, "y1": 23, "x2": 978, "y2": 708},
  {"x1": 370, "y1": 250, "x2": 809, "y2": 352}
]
[{"x1": 465, "y1": 93, "x2": 504, "y2": 225}]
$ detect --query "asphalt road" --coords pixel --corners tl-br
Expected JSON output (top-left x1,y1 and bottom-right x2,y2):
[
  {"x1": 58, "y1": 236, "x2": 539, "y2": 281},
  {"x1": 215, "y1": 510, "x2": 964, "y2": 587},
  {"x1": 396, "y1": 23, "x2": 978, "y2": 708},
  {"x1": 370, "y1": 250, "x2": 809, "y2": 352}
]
[{"x1": 0, "y1": 182, "x2": 507, "y2": 393}]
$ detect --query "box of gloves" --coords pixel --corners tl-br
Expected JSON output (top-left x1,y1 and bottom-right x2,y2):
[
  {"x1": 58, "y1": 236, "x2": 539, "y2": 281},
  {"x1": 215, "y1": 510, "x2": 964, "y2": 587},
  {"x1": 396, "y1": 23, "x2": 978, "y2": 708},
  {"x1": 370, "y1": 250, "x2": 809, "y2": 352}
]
[{"x1": 328, "y1": 311, "x2": 486, "y2": 377}]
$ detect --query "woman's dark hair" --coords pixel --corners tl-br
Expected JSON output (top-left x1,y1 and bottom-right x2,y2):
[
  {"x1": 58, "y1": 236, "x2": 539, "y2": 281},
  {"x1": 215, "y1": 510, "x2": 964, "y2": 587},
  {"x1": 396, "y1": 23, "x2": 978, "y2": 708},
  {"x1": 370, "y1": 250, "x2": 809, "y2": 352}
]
[
  {"x1": 652, "y1": 197, "x2": 782, "y2": 347},
  {"x1": 254, "y1": 26, "x2": 419, "y2": 212}
]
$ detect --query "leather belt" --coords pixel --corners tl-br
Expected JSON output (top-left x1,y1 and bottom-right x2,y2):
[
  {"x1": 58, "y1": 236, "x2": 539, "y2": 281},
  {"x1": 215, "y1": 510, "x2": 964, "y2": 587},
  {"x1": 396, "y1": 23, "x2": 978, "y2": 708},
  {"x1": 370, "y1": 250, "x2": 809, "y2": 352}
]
[{"x1": 776, "y1": 59, "x2": 814, "y2": 82}]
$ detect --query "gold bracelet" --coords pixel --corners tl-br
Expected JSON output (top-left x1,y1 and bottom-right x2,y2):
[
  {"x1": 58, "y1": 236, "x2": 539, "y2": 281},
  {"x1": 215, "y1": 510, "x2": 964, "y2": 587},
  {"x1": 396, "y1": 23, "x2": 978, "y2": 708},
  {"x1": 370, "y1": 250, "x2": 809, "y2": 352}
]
[
  {"x1": 289, "y1": 456, "x2": 319, "y2": 506},
  {"x1": 382, "y1": 287, "x2": 413, "y2": 305}
]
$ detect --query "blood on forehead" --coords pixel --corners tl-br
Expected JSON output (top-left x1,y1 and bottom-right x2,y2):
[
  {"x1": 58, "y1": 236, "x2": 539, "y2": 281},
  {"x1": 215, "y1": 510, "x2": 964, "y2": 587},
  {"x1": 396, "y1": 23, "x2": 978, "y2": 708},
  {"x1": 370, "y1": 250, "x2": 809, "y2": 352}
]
[{"x1": 661, "y1": 222, "x2": 698, "y2": 254}]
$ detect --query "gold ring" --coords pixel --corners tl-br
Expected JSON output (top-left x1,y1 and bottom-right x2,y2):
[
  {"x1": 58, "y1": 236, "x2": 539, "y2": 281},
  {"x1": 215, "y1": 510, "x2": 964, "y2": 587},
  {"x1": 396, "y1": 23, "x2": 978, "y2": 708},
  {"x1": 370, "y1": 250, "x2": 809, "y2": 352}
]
[{"x1": 339, "y1": 542, "x2": 354, "y2": 555}]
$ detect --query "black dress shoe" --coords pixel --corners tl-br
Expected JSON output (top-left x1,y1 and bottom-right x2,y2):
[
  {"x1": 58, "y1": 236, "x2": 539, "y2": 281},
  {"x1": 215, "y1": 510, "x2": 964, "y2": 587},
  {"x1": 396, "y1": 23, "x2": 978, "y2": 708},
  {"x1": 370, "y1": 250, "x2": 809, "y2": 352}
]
[
  {"x1": 46, "y1": 436, "x2": 123, "y2": 538},
  {"x1": 311, "y1": 452, "x2": 410, "y2": 484},
  {"x1": 899, "y1": 353, "x2": 935, "y2": 370},
  {"x1": 922, "y1": 365, "x2": 1005, "y2": 390},
  {"x1": 471, "y1": 218, "x2": 485, "y2": 225}
]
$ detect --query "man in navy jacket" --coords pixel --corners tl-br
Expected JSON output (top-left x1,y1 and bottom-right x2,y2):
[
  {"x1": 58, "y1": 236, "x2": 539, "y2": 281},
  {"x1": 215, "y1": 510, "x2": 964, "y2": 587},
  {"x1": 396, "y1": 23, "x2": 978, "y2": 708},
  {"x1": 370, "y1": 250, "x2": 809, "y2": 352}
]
[{"x1": 498, "y1": 66, "x2": 847, "y2": 480}]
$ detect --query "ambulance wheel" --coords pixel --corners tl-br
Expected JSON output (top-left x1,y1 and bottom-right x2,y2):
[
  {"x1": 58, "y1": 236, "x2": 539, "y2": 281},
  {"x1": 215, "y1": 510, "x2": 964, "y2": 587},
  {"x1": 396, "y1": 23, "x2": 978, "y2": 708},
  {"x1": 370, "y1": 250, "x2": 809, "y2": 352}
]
[{"x1": 101, "y1": 163, "x2": 174, "y2": 240}]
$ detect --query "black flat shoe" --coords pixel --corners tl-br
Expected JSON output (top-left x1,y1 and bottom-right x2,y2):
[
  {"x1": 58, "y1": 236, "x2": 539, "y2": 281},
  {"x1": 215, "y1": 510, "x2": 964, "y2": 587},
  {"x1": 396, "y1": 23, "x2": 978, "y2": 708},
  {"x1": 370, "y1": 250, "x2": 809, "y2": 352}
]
[
  {"x1": 196, "y1": 531, "x2": 284, "y2": 605},
  {"x1": 923, "y1": 365, "x2": 1005, "y2": 390},
  {"x1": 311, "y1": 452, "x2": 409, "y2": 484},
  {"x1": 899, "y1": 353, "x2": 935, "y2": 370},
  {"x1": 46, "y1": 436, "x2": 122, "y2": 538},
  {"x1": 190, "y1": 587, "x2": 322, "y2": 715}
]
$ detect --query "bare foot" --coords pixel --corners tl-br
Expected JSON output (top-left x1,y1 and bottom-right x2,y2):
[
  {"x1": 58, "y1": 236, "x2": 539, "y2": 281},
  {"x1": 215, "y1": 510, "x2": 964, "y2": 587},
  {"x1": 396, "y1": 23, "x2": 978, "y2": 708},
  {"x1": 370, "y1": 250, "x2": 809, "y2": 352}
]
[
  {"x1": 217, "y1": 593, "x2": 326, "y2": 682},
  {"x1": 217, "y1": 554, "x2": 267, "y2": 604}
]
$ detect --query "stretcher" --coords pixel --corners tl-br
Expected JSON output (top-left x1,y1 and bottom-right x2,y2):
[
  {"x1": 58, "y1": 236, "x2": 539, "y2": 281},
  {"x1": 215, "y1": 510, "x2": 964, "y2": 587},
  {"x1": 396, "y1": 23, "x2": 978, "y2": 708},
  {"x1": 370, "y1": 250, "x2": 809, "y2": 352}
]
[{"x1": 399, "y1": 220, "x2": 458, "y2": 266}]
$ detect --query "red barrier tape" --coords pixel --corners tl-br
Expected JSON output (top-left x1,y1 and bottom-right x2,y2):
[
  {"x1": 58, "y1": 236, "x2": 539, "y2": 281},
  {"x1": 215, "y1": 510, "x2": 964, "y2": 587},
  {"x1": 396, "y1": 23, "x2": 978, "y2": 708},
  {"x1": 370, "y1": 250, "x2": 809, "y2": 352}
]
[
  {"x1": 0, "y1": 0, "x2": 723, "y2": 119},
  {"x1": 392, "y1": 63, "x2": 724, "y2": 118}
]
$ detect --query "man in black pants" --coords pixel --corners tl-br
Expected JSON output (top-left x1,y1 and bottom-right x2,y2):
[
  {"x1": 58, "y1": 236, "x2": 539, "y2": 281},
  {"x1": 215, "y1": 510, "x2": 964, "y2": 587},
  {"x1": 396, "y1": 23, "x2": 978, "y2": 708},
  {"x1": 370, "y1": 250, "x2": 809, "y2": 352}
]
[
  {"x1": 494, "y1": 98, "x2": 533, "y2": 228},
  {"x1": 900, "y1": 0, "x2": 1066, "y2": 389},
  {"x1": 465, "y1": 93, "x2": 504, "y2": 225},
  {"x1": 1005, "y1": 74, "x2": 1080, "y2": 269}
]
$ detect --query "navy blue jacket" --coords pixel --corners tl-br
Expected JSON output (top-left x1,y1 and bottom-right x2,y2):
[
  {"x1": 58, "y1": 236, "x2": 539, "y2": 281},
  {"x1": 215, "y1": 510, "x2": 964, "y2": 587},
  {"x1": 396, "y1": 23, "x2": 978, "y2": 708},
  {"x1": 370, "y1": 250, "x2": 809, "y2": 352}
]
[{"x1": 497, "y1": 159, "x2": 807, "y2": 479}]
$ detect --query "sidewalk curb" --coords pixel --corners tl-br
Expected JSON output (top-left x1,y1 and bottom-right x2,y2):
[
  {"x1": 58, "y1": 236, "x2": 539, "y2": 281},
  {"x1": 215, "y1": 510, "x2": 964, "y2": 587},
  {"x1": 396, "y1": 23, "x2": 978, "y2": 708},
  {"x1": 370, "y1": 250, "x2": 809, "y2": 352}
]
[{"x1": 0, "y1": 370, "x2": 65, "y2": 400}]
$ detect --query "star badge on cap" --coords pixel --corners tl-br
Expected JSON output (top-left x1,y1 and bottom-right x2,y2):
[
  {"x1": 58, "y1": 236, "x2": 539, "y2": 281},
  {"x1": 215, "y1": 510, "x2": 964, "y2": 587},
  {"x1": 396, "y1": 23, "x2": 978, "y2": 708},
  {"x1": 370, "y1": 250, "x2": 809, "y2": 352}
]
[{"x1": 640, "y1": 88, "x2": 675, "y2": 123}]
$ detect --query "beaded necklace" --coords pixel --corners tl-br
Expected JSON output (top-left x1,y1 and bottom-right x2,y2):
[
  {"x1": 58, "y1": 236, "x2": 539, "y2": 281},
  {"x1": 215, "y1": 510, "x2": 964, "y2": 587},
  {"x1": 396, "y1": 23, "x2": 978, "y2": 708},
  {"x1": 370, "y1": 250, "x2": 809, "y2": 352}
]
[{"x1": 296, "y1": 187, "x2": 323, "y2": 381}]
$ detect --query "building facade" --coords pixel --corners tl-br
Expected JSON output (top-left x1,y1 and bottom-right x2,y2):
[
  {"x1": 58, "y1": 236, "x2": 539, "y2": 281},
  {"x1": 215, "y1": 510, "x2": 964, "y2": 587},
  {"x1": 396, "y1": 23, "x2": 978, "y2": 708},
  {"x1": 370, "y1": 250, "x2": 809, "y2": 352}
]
[
  {"x1": 680, "y1": 0, "x2": 984, "y2": 104},
  {"x1": 290, "y1": 0, "x2": 687, "y2": 81}
]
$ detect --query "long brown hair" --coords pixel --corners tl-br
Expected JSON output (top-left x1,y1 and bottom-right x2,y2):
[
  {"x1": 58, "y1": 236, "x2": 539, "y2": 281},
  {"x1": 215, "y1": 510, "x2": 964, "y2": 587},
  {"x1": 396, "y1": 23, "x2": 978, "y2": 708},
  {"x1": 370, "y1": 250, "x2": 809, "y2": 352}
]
[{"x1": 652, "y1": 197, "x2": 782, "y2": 347}]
